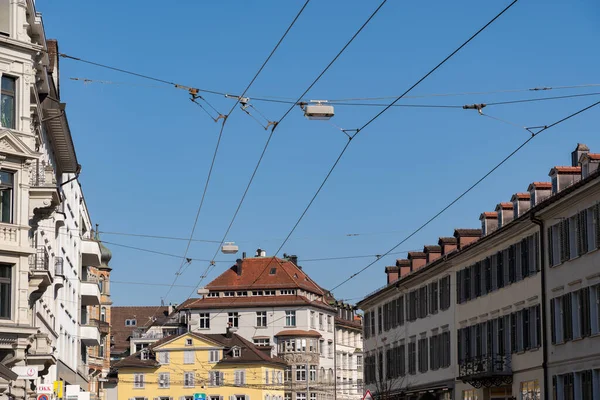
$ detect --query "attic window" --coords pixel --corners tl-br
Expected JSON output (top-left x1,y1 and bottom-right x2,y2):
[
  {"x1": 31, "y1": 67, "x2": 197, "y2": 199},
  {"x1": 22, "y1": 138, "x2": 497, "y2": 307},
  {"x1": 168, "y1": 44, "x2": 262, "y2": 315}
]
[
  {"x1": 232, "y1": 347, "x2": 241, "y2": 358},
  {"x1": 125, "y1": 319, "x2": 137, "y2": 326},
  {"x1": 294, "y1": 274, "x2": 298, "y2": 278},
  {"x1": 140, "y1": 350, "x2": 149, "y2": 360},
  {"x1": 269, "y1": 267, "x2": 277, "y2": 275},
  {"x1": 185, "y1": 338, "x2": 193, "y2": 346}
]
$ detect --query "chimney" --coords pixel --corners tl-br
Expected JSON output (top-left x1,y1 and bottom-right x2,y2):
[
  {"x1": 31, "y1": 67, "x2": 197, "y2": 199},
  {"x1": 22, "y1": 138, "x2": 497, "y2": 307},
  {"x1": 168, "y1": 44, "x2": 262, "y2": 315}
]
[
  {"x1": 495, "y1": 203, "x2": 514, "y2": 228},
  {"x1": 479, "y1": 212, "x2": 498, "y2": 236},
  {"x1": 571, "y1": 143, "x2": 590, "y2": 167},
  {"x1": 580, "y1": 153, "x2": 600, "y2": 178},
  {"x1": 549, "y1": 166, "x2": 581, "y2": 194},
  {"x1": 385, "y1": 266, "x2": 399, "y2": 284},
  {"x1": 226, "y1": 323, "x2": 238, "y2": 338},
  {"x1": 235, "y1": 259, "x2": 243, "y2": 276},
  {"x1": 528, "y1": 182, "x2": 552, "y2": 207},
  {"x1": 423, "y1": 245, "x2": 441, "y2": 264},
  {"x1": 396, "y1": 259, "x2": 411, "y2": 278},
  {"x1": 407, "y1": 251, "x2": 426, "y2": 271},
  {"x1": 284, "y1": 254, "x2": 299, "y2": 266},
  {"x1": 242, "y1": 251, "x2": 246, "y2": 259},
  {"x1": 453, "y1": 229, "x2": 482, "y2": 249},
  {"x1": 255, "y1": 248, "x2": 266, "y2": 257},
  {"x1": 438, "y1": 237, "x2": 457, "y2": 255},
  {"x1": 47, "y1": 39, "x2": 60, "y2": 95},
  {"x1": 510, "y1": 193, "x2": 531, "y2": 218}
]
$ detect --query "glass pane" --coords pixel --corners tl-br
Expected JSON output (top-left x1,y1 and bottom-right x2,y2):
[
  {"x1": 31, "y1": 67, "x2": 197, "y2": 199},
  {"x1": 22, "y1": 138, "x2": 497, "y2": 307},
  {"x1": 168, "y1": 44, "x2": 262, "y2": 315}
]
[
  {"x1": 0, "y1": 189, "x2": 11, "y2": 223},
  {"x1": 1, "y1": 76, "x2": 15, "y2": 92},
  {"x1": 1, "y1": 93, "x2": 15, "y2": 129},
  {"x1": 0, "y1": 264, "x2": 9, "y2": 278}
]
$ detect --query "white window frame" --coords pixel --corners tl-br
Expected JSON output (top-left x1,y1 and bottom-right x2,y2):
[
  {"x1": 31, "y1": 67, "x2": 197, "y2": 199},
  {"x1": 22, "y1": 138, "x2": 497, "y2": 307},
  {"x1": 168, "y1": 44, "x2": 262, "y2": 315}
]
[
  {"x1": 184, "y1": 371, "x2": 195, "y2": 388},
  {"x1": 199, "y1": 313, "x2": 210, "y2": 329},
  {"x1": 133, "y1": 373, "x2": 145, "y2": 389},
  {"x1": 209, "y1": 349, "x2": 220, "y2": 363},
  {"x1": 228, "y1": 312, "x2": 239, "y2": 328},
  {"x1": 158, "y1": 372, "x2": 170, "y2": 389},
  {"x1": 233, "y1": 347, "x2": 241, "y2": 357},
  {"x1": 285, "y1": 310, "x2": 296, "y2": 327},
  {"x1": 184, "y1": 350, "x2": 194, "y2": 364},
  {"x1": 256, "y1": 311, "x2": 267, "y2": 327},
  {"x1": 296, "y1": 365, "x2": 307, "y2": 381}
]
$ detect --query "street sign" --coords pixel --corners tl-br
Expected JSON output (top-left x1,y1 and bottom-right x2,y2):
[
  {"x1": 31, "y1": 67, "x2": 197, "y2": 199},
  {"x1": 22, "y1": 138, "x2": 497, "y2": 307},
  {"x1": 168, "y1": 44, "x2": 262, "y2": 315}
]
[
  {"x1": 54, "y1": 381, "x2": 64, "y2": 397},
  {"x1": 37, "y1": 394, "x2": 49, "y2": 400},
  {"x1": 362, "y1": 390, "x2": 373, "y2": 400},
  {"x1": 194, "y1": 394, "x2": 207, "y2": 400},
  {"x1": 37, "y1": 384, "x2": 53, "y2": 394},
  {"x1": 11, "y1": 366, "x2": 39, "y2": 380}
]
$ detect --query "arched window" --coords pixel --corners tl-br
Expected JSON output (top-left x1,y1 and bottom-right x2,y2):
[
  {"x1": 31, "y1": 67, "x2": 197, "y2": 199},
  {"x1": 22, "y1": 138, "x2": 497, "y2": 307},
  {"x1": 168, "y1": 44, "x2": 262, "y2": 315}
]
[
  {"x1": 99, "y1": 276, "x2": 105, "y2": 294},
  {"x1": 328, "y1": 369, "x2": 334, "y2": 383},
  {"x1": 99, "y1": 336, "x2": 105, "y2": 358},
  {"x1": 320, "y1": 367, "x2": 325, "y2": 382},
  {"x1": 100, "y1": 307, "x2": 106, "y2": 322}
]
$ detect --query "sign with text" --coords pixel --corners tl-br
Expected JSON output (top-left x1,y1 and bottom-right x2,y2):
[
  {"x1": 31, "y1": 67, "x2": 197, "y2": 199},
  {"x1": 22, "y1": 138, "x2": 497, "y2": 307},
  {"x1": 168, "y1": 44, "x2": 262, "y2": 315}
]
[{"x1": 37, "y1": 383, "x2": 53, "y2": 394}]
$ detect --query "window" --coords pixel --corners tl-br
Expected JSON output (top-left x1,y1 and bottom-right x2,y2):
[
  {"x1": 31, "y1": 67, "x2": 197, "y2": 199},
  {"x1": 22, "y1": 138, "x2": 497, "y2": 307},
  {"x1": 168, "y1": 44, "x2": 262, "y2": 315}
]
[
  {"x1": 232, "y1": 347, "x2": 241, "y2": 357},
  {"x1": 140, "y1": 350, "x2": 149, "y2": 360},
  {"x1": 462, "y1": 390, "x2": 476, "y2": 400},
  {"x1": 234, "y1": 370, "x2": 246, "y2": 385},
  {"x1": 265, "y1": 290, "x2": 276, "y2": 296},
  {"x1": 184, "y1": 350, "x2": 194, "y2": 364},
  {"x1": 328, "y1": 340, "x2": 333, "y2": 358},
  {"x1": 296, "y1": 365, "x2": 306, "y2": 381},
  {"x1": 280, "y1": 289, "x2": 295, "y2": 295},
  {"x1": 0, "y1": 171, "x2": 13, "y2": 224},
  {"x1": 0, "y1": 264, "x2": 11, "y2": 319},
  {"x1": 429, "y1": 281, "x2": 439, "y2": 314},
  {"x1": 309, "y1": 365, "x2": 316, "y2": 381},
  {"x1": 327, "y1": 315, "x2": 333, "y2": 332},
  {"x1": 378, "y1": 306, "x2": 383, "y2": 333},
  {"x1": 209, "y1": 349, "x2": 220, "y2": 363},
  {"x1": 254, "y1": 338, "x2": 270, "y2": 346},
  {"x1": 133, "y1": 373, "x2": 145, "y2": 388},
  {"x1": 310, "y1": 394, "x2": 316, "y2": 400},
  {"x1": 186, "y1": 338, "x2": 193, "y2": 346},
  {"x1": 319, "y1": 313, "x2": 324, "y2": 330},
  {"x1": 520, "y1": 379, "x2": 540, "y2": 400},
  {"x1": 1, "y1": 76, "x2": 16, "y2": 129},
  {"x1": 285, "y1": 310, "x2": 296, "y2": 327},
  {"x1": 228, "y1": 312, "x2": 239, "y2": 328},
  {"x1": 183, "y1": 372, "x2": 194, "y2": 387},
  {"x1": 199, "y1": 313, "x2": 210, "y2": 329},
  {"x1": 158, "y1": 372, "x2": 170, "y2": 388},
  {"x1": 310, "y1": 311, "x2": 315, "y2": 328},
  {"x1": 256, "y1": 311, "x2": 267, "y2": 327},
  {"x1": 579, "y1": 370, "x2": 593, "y2": 400},
  {"x1": 418, "y1": 338, "x2": 428, "y2": 373},
  {"x1": 125, "y1": 319, "x2": 136, "y2": 326},
  {"x1": 408, "y1": 341, "x2": 416, "y2": 375},
  {"x1": 236, "y1": 291, "x2": 248, "y2": 296},
  {"x1": 207, "y1": 292, "x2": 219, "y2": 297},
  {"x1": 440, "y1": 276, "x2": 451, "y2": 310},
  {"x1": 209, "y1": 371, "x2": 223, "y2": 386},
  {"x1": 297, "y1": 394, "x2": 306, "y2": 400},
  {"x1": 157, "y1": 351, "x2": 170, "y2": 364},
  {"x1": 224, "y1": 291, "x2": 235, "y2": 297},
  {"x1": 100, "y1": 307, "x2": 106, "y2": 322}
]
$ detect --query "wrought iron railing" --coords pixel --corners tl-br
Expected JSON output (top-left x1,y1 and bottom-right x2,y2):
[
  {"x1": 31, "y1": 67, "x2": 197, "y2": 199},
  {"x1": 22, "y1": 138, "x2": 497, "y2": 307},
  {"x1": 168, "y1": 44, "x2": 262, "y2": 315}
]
[
  {"x1": 30, "y1": 162, "x2": 55, "y2": 187},
  {"x1": 458, "y1": 353, "x2": 512, "y2": 378},
  {"x1": 54, "y1": 256, "x2": 64, "y2": 276},
  {"x1": 29, "y1": 246, "x2": 49, "y2": 271}
]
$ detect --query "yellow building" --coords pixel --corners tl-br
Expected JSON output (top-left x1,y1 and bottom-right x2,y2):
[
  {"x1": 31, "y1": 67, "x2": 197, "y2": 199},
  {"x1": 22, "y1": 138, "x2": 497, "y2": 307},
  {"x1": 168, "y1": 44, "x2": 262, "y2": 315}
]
[{"x1": 114, "y1": 329, "x2": 286, "y2": 400}]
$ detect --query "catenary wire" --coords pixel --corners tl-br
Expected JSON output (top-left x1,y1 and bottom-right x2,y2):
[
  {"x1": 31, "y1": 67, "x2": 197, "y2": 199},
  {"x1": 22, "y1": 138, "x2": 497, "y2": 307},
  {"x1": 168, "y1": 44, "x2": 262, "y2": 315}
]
[
  {"x1": 184, "y1": 0, "x2": 390, "y2": 303},
  {"x1": 329, "y1": 99, "x2": 600, "y2": 292}
]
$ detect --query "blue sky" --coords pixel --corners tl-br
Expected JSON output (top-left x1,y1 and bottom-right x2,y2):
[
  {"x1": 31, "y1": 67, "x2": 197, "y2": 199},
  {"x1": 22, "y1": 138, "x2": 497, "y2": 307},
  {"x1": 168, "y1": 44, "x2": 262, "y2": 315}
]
[{"x1": 39, "y1": 0, "x2": 600, "y2": 306}]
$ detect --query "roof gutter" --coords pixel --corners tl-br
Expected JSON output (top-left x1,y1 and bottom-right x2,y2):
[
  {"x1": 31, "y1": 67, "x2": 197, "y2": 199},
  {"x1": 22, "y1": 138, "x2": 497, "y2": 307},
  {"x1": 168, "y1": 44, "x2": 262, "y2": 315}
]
[{"x1": 530, "y1": 213, "x2": 549, "y2": 400}]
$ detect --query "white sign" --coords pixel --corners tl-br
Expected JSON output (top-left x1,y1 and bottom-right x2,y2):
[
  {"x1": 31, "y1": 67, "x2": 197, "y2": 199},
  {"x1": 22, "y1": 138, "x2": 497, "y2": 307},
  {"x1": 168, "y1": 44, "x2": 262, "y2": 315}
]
[
  {"x1": 37, "y1": 384, "x2": 53, "y2": 394},
  {"x1": 11, "y1": 366, "x2": 38, "y2": 380}
]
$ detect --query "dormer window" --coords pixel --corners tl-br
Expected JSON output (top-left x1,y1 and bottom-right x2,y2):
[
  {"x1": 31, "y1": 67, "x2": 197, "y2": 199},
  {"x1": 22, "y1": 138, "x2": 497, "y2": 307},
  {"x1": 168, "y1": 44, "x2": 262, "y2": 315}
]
[
  {"x1": 551, "y1": 176, "x2": 558, "y2": 194},
  {"x1": 140, "y1": 350, "x2": 149, "y2": 360},
  {"x1": 185, "y1": 338, "x2": 193, "y2": 346},
  {"x1": 125, "y1": 319, "x2": 137, "y2": 326},
  {"x1": 232, "y1": 347, "x2": 241, "y2": 358},
  {"x1": 269, "y1": 267, "x2": 277, "y2": 275},
  {"x1": 530, "y1": 191, "x2": 536, "y2": 208}
]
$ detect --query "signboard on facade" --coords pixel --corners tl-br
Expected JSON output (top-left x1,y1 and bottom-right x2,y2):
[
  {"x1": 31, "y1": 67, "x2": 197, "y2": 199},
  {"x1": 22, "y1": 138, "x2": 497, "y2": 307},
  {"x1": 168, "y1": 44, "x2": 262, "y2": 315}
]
[
  {"x1": 54, "y1": 381, "x2": 64, "y2": 397},
  {"x1": 37, "y1": 383, "x2": 53, "y2": 394},
  {"x1": 11, "y1": 366, "x2": 39, "y2": 380},
  {"x1": 194, "y1": 394, "x2": 207, "y2": 400}
]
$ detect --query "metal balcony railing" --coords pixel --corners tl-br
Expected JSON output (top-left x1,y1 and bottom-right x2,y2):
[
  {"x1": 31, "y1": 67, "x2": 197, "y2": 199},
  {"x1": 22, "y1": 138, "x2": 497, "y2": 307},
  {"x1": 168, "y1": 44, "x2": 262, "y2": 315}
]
[
  {"x1": 29, "y1": 247, "x2": 49, "y2": 271},
  {"x1": 55, "y1": 257, "x2": 64, "y2": 276},
  {"x1": 30, "y1": 162, "x2": 55, "y2": 187},
  {"x1": 458, "y1": 353, "x2": 512, "y2": 378}
]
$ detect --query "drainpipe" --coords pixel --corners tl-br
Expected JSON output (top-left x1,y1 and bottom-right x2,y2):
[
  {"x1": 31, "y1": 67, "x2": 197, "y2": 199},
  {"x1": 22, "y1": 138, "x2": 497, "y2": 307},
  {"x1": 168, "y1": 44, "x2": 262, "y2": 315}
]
[
  {"x1": 531, "y1": 214, "x2": 549, "y2": 400},
  {"x1": 334, "y1": 321, "x2": 337, "y2": 400},
  {"x1": 59, "y1": 164, "x2": 82, "y2": 187}
]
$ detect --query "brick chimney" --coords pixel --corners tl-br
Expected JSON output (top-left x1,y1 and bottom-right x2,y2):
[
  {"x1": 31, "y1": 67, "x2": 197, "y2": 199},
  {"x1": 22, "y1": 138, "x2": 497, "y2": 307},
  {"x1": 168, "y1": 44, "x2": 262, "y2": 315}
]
[
  {"x1": 438, "y1": 237, "x2": 457, "y2": 255},
  {"x1": 385, "y1": 266, "x2": 399, "y2": 284},
  {"x1": 46, "y1": 39, "x2": 60, "y2": 96},
  {"x1": 479, "y1": 212, "x2": 498, "y2": 236},
  {"x1": 423, "y1": 245, "x2": 441, "y2": 264},
  {"x1": 510, "y1": 193, "x2": 531, "y2": 218},
  {"x1": 495, "y1": 203, "x2": 514, "y2": 228},
  {"x1": 528, "y1": 182, "x2": 552, "y2": 207},
  {"x1": 571, "y1": 143, "x2": 590, "y2": 167},
  {"x1": 453, "y1": 229, "x2": 481, "y2": 249},
  {"x1": 408, "y1": 251, "x2": 426, "y2": 271},
  {"x1": 396, "y1": 259, "x2": 411, "y2": 278},
  {"x1": 549, "y1": 166, "x2": 581, "y2": 194},
  {"x1": 235, "y1": 259, "x2": 243, "y2": 276}
]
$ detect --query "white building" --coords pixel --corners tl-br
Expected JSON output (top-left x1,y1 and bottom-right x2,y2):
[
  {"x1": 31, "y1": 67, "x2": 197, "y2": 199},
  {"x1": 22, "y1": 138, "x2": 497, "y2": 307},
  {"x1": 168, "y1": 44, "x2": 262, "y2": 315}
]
[
  {"x1": 178, "y1": 252, "x2": 362, "y2": 400},
  {"x1": 0, "y1": 1, "x2": 102, "y2": 398}
]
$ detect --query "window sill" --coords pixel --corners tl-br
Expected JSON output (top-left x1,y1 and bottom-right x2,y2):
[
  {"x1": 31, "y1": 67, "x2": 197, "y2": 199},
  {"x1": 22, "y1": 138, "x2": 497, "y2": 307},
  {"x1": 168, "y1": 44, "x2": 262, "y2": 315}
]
[
  {"x1": 285, "y1": 325, "x2": 297, "y2": 328},
  {"x1": 571, "y1": 336, "x2": 585, "y2": 342},
  {"x1": 197, "y1": 328, "x2": 210, "y2": 330},
  {"x1": 255, "y1": 326, "x2": 267, "y2": 329}
]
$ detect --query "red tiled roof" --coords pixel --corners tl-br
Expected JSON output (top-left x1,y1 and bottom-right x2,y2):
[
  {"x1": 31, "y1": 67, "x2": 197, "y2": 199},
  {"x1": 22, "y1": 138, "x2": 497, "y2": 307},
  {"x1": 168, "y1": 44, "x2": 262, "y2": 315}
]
[
  {"x1": 583, "y1": 153, "x2": 600, "y2": 161},
  {"x1": 111, "y1": 306, "x2": 168, "y2": 354},
  {"x1": 385, "y1": 266, "x2": 399, "y2": 273},
  {"x1": 529, "y1": 182, "x2": 552, "y2": 189},
  {"x1": 206, "y1": 257, "x2": 324, "y2": 294},
  {"x1": 335, "y1": 316, "x2": 362, "y2": 331},
  {"x1": 438, "y1": 237, "x2": 457, "y2": 244},
  {"x1": 395, "y1": 259, "x2": 410, "y2": 267},
  {"x1": 454, "y1": 229, "x2": 482, "y2": 237},
  {"x1": 423, "y1": 245, "x2": 441, "y2": 253},
  {"x1": 178, "y1": 295, "x2": 335, "y2": 312},
  {"x1": 550, "y1": 166, "x2": 581, "y2": 174},
  {"x1": 496, "y1": 202, "x2": 514, "y2": 209},
  {"x1": 274, "y1": 330, "x2": 322, "y2": 338},
  {"x1": 407, "y1": 251, "x2": 426, "y2": 259},
  {"x1": 513, "y1": 193, "x2": 531, "y2": 200},
  {"x1": 480, "y1": 212, "x2": 498, "y2": 219}
]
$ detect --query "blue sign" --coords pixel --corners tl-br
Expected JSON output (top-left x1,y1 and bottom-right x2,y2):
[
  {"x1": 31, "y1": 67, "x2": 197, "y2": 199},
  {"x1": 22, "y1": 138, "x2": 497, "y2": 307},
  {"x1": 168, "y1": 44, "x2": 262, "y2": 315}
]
[
  {"x1": 37, "y1": 395, "x2": 49, "y2": 400},
  {"x1": 194, "y1": 394, "x2": 207, "y2": 400}
]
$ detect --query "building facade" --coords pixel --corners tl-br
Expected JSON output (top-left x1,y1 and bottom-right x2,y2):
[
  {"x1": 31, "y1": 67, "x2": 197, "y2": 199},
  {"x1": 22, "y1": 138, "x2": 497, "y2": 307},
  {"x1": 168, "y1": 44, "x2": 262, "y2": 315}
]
[
  {"x1": 177, "y1": 253, "x2": 362, "y2": 400},
  {"x1": 114, "y1": 330, "x2": 286, "y2": 400},
  {"x1": 0, "y1": 1, "x2": 105, "y2": 399},
  {"x1": 358, "y1": 144, "x2": 600, "y2": 400}
]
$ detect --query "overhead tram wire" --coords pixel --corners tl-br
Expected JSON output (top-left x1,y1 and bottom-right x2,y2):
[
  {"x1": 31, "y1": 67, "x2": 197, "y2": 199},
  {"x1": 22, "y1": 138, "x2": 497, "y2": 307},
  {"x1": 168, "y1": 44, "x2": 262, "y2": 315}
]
[
  {"x1": 215, "y1": 0, "x2": 521, "y2": 301},
  {"x1": 156, "y1": 0, "x2": 312, "y2": 305},
  {"x1": 329, "y1": 99, "x2": 600, "y2": 293},
  {"x1": 184, "y1": 0, "x2": 390, "y2": 301}
]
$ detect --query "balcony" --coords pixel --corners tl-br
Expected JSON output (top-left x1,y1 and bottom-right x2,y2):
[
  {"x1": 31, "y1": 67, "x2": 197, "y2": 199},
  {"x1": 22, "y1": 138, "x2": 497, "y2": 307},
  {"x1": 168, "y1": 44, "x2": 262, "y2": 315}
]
[
  {"x1": 29, "y1": 162, "x2": 61, "y2": 221},
  {"x1": 80, "y1": 320, "x2": 101, "y2": 346},
  {"x1": 81, "y1": 275, "x2": 101, "y2": 306},
  {"x1": 458, "y1": 354, "x2": 512, "y2": 388},
  {"x1": 92, "y1": 318, "x2": 110, "y2": 334},
  {"x1": 81, "y1": 238, "x2": 102, "y2": 267},
  {"x1": 28, "y1": 247, "x2": 53, "y2": 303}
]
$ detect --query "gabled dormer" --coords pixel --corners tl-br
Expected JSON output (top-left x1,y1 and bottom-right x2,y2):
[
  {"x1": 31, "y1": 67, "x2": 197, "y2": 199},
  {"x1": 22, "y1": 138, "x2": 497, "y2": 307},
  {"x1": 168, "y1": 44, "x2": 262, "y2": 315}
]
[
  {"x1": 528, "y1": 182, "x2": 552, "y2": 207},
  {"x1": 510, "y1": 193, "x2": 531, "y2": 218},
  {"x1": 495, "y1": 203, "x2": 514, "y2": 228},
  {"x1": 479, "y1": 212, "x2": 498, "y2": 236},
  {"x1": 580, "y1": 153, "x2": 600, "y2": 178},
  {"x1": 549, "y1": 166, "x2": 581, "y2": 194}
]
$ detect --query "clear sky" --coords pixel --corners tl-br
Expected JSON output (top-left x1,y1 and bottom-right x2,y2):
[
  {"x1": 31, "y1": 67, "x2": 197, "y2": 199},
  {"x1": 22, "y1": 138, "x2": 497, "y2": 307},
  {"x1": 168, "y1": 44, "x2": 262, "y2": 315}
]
[{"x1": 38, "y1": 0, "x2": 600, "y2": 306}]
